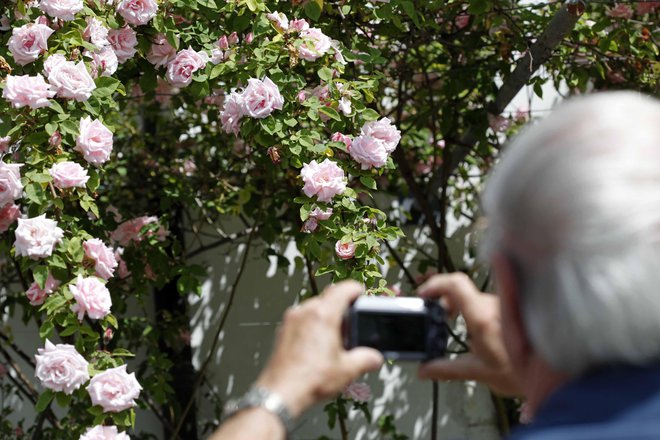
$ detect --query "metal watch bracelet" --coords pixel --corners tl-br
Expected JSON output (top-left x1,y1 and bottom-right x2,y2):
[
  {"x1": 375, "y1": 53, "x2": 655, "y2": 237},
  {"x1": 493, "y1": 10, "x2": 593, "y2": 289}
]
[{"x1": 223, "y1": 386, "x2": 295, "y2": 437}]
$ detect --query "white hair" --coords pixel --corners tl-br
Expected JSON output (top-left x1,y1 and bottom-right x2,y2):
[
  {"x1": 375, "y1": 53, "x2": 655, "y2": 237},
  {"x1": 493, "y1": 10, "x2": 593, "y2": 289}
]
[{"x1": 481, "y1": 91, "x2": 660, "y2": 374}]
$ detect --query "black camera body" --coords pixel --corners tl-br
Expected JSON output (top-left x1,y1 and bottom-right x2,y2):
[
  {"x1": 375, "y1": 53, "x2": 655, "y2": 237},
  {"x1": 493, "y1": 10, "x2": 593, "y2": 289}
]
[{"x1": 343, "y1": 296, "x2": 448, "y2": 361}]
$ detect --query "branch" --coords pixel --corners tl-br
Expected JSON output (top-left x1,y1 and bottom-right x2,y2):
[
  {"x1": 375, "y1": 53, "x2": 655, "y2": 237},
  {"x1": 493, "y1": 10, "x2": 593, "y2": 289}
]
[
  {"x1": 170, "y1": 223, "x2": 257, "y2": 440},
  {"x1": 446, "y1": 5, "x2": 582, "y2": 177},
  {"x1": 185, "y1": 226, "x2": 257, "y2": 259}
]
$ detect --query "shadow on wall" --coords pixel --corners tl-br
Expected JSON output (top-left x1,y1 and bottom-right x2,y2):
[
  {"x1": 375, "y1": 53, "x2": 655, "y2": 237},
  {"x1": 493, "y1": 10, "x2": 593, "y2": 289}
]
[{"x1": 188, "y1": 232, "x2": 500, "y2": 440}]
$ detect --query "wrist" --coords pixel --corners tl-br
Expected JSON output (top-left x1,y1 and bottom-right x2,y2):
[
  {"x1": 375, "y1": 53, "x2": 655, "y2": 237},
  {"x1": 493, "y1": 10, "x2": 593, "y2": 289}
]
[{"x1": 255, "y1": 373, "x2": 313, "y2": 418}]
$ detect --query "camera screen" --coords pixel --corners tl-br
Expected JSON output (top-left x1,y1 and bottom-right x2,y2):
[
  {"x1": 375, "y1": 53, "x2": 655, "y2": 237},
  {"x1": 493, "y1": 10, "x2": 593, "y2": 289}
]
[{"x1": 356, "y1": 312, "x2": 426, "y2": 353}]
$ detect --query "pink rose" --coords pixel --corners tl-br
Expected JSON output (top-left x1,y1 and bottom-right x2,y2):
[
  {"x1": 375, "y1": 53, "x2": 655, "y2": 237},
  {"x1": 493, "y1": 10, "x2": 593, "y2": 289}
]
[
  {"x1": 240, "y1": 77, "x2": 284, "y2": 119},
  {"x1": 296, "y1": 90, "x2": 307, "y2": 103},
  {"x1": 266, "y1": 11, "x2": 289, "y2": 31},
  {"x1": 0, "y1": 136, "x2": 10, "y2": 154},
  {"x1": 0, "y1": 203, "x2": 20, "y2": 233},
  {"x1": 330, "y1": 132, "x2": 352, "y2": 149},
  {"x1": 114, "y1": 248, "x2": 131, "y2": 279},
  {"x1": 25, "y1": 272, "x2": 60, "y2": 306},
  {"x1": 488, "y1": 114, "x2": 510, "y2": 132},
  {"x1": 220, "y1": 92, "x2": 244, "y2": 134},
  {"x1": 87, "y1": 364, "x2": 141, "y2": 412},
  {"x1": 290, "y1": 18, "x2": 309, "y2": 32},
  {"x1": 13, "y1": 215, "x2": 63, "y2": 259},
  {"x1": 80, "y1": 426, "x2": 130, "y2": 440},
  {"x1": 84, "y1": 17, "x2": 109, "y2": 48},
  {"x1": 86, "y1": 46, "x2": 118, "y2": 77},
  {"x1": 228, "y1": 31, "x2": 239, "y2": 45},
  {"x1": 342, "y1": 382, "x2": 371, "y2": 402},
  {"x1": 45, "y1": 57, "x2": 96, "y2": 102},
  {"x1": 110, "y1": 215, "x2": 166, "y2": 246},
  {"x1": 636, "y1": 1, "x2": 660, "y2": 14},
  {"x1": 154, "y1": 77, "x2": 178, "y2": 106},
  {"x1": 108, "y1": 27, "x2": 138, "y2": 63},
  {"x1": 166, "y1": 47, "x2": 208, "y2": 88},
  {"x1": 455, "y1": 13, "x2": 470, "y2": 30},
  {"x1": 8, "y1": 22, "x2": 54, "y2": 66},
  {"x1": 0, "y1": 15, "x2": 9, "y2": 31},
  {"x1": 83, "y1": 238, "x2": 118, "y2": 280},
  {"x1": 49, "y1": 131, "x2": 62, "y2": 147},
  {"x1": 360, "y1": 117, "x2": 401, "y2": 153},
  {"x1": 39, "y1": 0, "x2": 83, "y2": 20},
  {"x1": 69, "y1": 275, "x2": 112, "y2": 320},
  {"x1": 298, "y1": 28, "x2": 332, "y2": 61},
  {"x1": 331, "y1": 40, "x2": 346, "y2": 65},
  {"x1": 217, "y1": 35, "x2": 229, "y2": 50},
  {"x1": 335, "y1": 240, "x2": 356, "y2": 259},
  {"x1": 49, "y1": 161, "x2": 90, "y2": 189},
  {"x1": 76, "y1": 117, "x2": 113, "y2": 166},
  {"x1": 35, "y1": 340, "x2": 90, "y2": 394},
  {"x1": 0, "y1": 162, "x2": 23, "y2": 206},
  {"x1": 350, "y1": 135, "x2": 388, "y2": 169},
  {"x1": 244, "y1": 32, "x2": 254, "y2": 44},
  {"x1": 2, "y1": 74, "x2": 55, "y2": 109},
  {"x1": 301, "y1": 217, "x2": 318, "y2": 233},
  {"x1": 116, "y1": 0, "x2": 158, "y2": 26},
  {"x1": 311, "y1": 84, "x2": 329, "y2": 100},
  {"x1": 43, "y1": 53, "x2": 66, "y2": 76},
  {"x1": 146, "y1": 33, "x2": 176, "y2": 68},
  {"x1": 607, "y1": 3, "x2": 634, "y2": 18},
  {"x1": 300, "y1": 159, "x2": 346, "y2": 203},
  {"x1": 338, "y1": 97, "x2": 351, "y2": 116},
  {"x1": 310, "y1": 207, "x2": 333, "y2": 220}
]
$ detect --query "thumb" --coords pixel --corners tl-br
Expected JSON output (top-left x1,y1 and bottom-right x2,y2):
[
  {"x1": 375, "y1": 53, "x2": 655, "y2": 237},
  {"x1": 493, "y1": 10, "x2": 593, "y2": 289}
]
[
  {"x1": 417, "y1": 354, "x2": 485, "y2": 381},
  {"x1": 342, "y1": 347, "x2": 384, "y2": 378}
]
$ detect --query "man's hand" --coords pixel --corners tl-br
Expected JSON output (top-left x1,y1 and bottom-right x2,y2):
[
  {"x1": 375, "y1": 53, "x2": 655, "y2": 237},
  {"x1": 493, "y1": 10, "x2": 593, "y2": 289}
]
[
  {"x1": 255, "y1": 281, "x2": 384, "y2": 417},
  {"x1": 416, "y1": 273, "x2": 523, "y2": 396}
]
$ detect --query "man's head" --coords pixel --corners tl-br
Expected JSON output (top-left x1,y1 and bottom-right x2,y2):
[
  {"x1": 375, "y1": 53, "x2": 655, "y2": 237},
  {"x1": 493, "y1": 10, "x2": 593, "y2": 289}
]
[{"x1": 482, "y1": 92, "x2": 660, "y2": 376}]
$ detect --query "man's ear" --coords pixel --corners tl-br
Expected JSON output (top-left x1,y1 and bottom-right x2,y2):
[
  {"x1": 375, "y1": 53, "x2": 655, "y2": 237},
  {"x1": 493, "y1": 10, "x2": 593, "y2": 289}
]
[{"x1": 491, "y1": 254, "x2": 533, "y2": 368}]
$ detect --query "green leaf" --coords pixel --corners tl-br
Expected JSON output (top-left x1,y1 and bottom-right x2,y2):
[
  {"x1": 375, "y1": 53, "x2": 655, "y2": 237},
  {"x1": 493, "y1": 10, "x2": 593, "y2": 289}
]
[
  {"x1": 94, "y1": 76, "x2": 121, "y2": 98},
  {"x1": 318, "y1": 67, "x2": 333, "y2": 82},
  {"x1": 39, "y1": 320, "x2": 55, "y2": 340},
  {"x1": 468, "y1": 0, "x2": 489, "y2": 15},
  {"x1": 361, "y1": 108, "x2": 380, "y2": 121},
  {"x1": 59, "y1": 119, "x2": 79, "y2": 137},
  {"x1": 30, "y1": 172, "x2": 53, "y2": 184},
  {"x1": 360, "y1": 176, "x2": 377, "y2": 190},
  {"x1": 318, "y1": 106, "x2": 341, "y2": 121},
  {"x1": 24, "y1": 182, "x2": 46, "y2": 206},
  {"x1": 399, "y1": 1, "x2": 420, "y2": 27},
  {"x1": 35, "y1": 390, "x2": 54, "y2": 413},
  {"x1": 304, "y1": 0, "x2": 323, "y2": 21},
  {"x1": 59, "y1": 325, "x2": 79, "y2": 337},
  {"x1": 111, "y1": 348, "x2": 136, "y2": 357},
  {"x1": 33, "y1": 266, "x2": 49, "y2": 289},
  {"x1": 300, "y1": 203, "x2": 311, "y2": 221},
  {"x1": 55, "y1": 392, "x2": 72, "y2": 408}
]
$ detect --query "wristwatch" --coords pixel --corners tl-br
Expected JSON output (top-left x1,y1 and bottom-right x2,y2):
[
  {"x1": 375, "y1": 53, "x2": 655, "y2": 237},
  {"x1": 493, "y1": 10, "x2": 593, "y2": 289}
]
[{"x1": 223, "y1": 386, "x2": 295, "y2": 437}]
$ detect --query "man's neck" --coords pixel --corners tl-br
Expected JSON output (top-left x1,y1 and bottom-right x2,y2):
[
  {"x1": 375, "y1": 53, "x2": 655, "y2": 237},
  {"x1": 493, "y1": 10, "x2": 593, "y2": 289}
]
[{"x1": 524, "y1": 357, "x2": 570, "y2": 419}]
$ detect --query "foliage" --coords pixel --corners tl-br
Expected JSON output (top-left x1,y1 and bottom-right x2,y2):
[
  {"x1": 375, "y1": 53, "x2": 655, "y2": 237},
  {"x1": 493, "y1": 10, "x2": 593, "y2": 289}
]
[{"x1": 0, "y1": 0, "x2": 656, "y2": 438}]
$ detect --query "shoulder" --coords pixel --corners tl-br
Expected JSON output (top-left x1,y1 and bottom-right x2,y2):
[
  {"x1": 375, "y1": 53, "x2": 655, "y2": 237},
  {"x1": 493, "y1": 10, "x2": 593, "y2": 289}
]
[{"x1": 508, "y1": 420, "x2": 660, "y2": 440}]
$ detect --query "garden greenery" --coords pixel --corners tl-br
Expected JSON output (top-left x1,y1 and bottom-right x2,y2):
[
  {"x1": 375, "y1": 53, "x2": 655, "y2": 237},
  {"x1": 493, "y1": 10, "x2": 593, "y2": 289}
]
[{"x1": 0, "y1": 0, "x2": 657, "y2": 437}]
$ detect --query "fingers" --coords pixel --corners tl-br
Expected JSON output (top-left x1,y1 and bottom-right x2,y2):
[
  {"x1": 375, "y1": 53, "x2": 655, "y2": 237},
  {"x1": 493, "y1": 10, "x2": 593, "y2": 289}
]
[
  {"x1": 417, "y1": 354, "x2": 485, "y2": 381},
  {"x1": 417, "y1": 273, "x2": 482, "y2": 318},
  {"x1": 342, "y1": 347, "x2": 384, "y2": 377},
  {"x1": 319, "y1": 280, "x2": 365, "y2": 320}
]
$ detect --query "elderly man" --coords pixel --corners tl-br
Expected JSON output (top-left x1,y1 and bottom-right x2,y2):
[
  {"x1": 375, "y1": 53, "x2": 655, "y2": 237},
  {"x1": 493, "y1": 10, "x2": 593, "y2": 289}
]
[{"x1": 211, "y1": 91, "x2": 660, "y2": 439}]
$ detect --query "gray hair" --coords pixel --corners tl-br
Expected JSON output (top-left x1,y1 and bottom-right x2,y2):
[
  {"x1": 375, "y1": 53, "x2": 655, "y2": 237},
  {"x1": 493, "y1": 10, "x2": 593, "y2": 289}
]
[{"x1": 481, "y1": 91, "x2": 660, "y2": 374}]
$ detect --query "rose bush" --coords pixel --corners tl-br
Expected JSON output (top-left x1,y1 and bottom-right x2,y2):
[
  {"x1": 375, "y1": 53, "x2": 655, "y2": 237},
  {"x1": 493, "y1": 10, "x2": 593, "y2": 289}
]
[{"x1": 0, "y1": 0, "x2": 656, "y2": 438}]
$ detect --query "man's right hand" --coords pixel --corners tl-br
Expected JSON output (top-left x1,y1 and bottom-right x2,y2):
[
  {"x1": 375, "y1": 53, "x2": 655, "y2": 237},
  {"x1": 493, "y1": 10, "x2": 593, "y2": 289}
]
[{"x1": 416, "y1": 273, "x2": 523, "y2": 396}]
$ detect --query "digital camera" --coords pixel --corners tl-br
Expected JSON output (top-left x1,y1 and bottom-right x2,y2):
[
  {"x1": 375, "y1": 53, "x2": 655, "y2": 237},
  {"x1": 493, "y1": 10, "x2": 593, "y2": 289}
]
[{"x1": 342, "y1": 296, "x2": 448, "y2": 361}]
